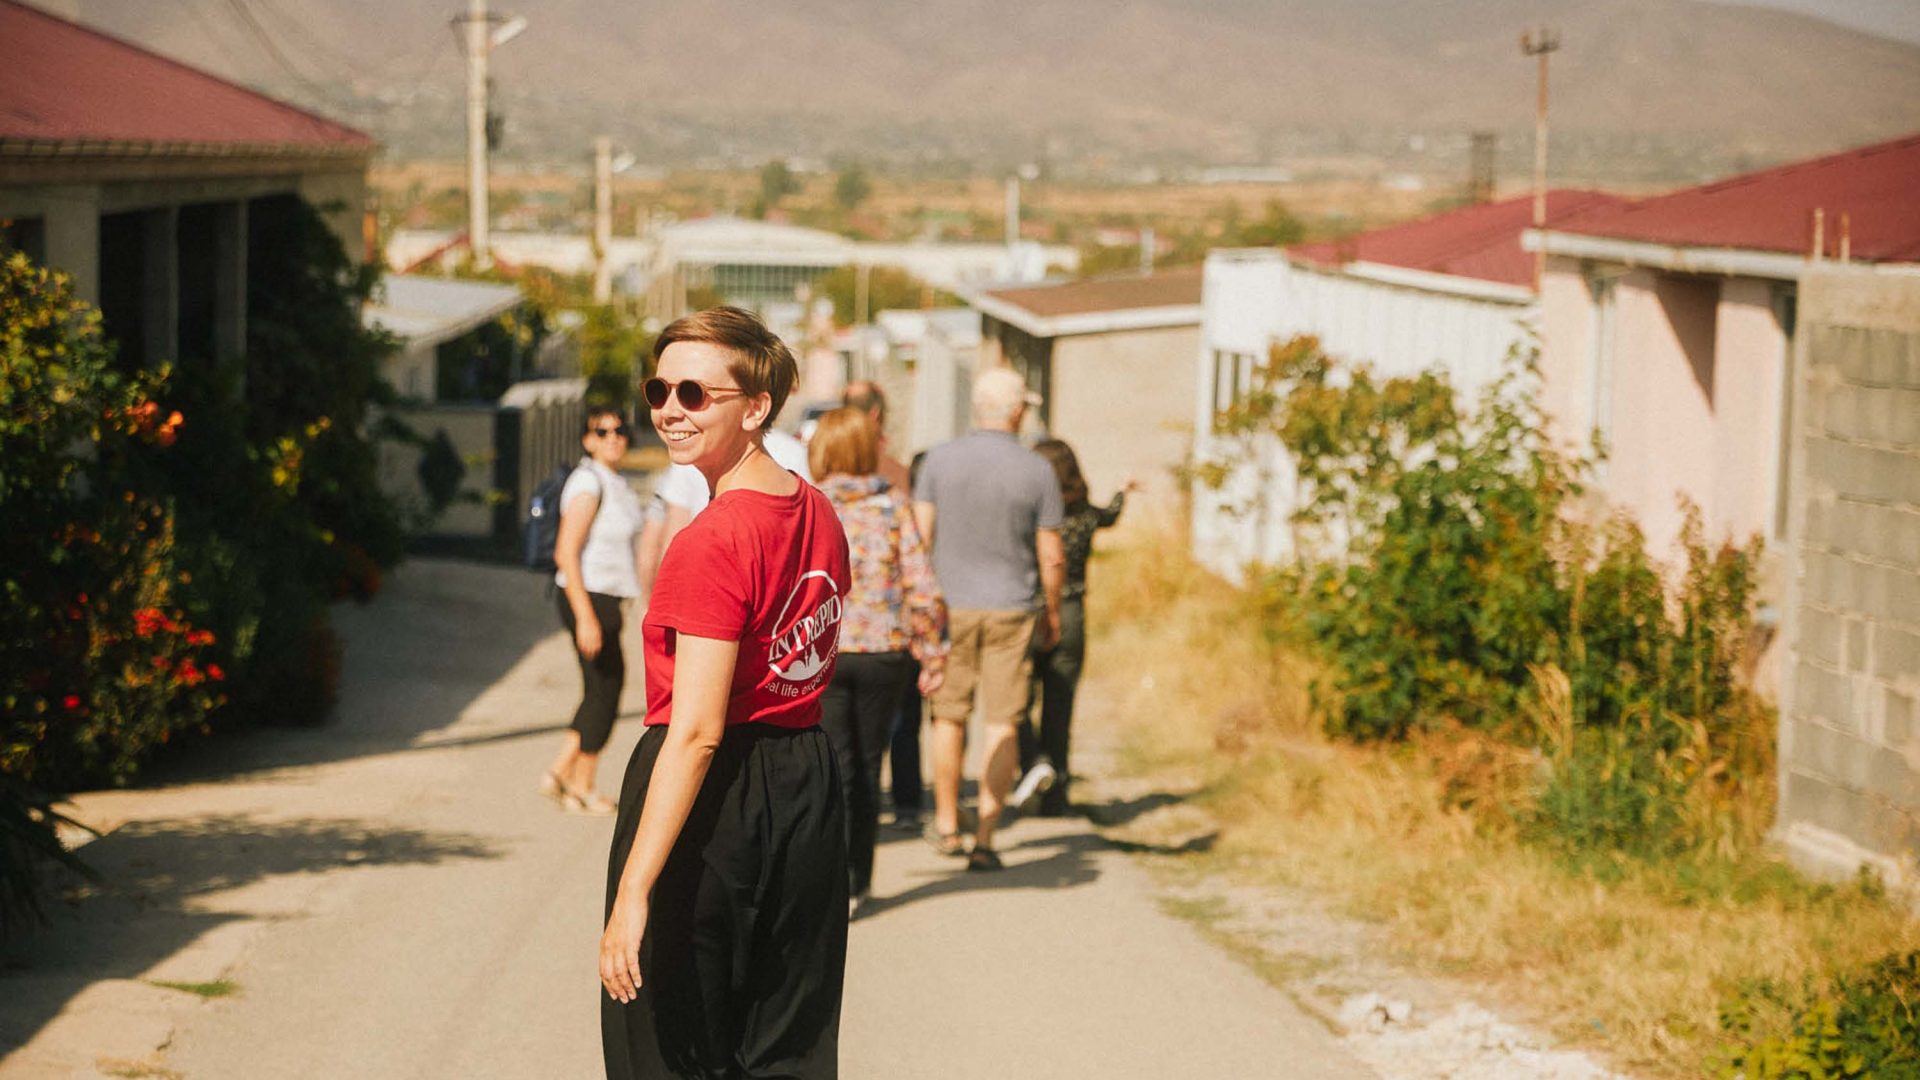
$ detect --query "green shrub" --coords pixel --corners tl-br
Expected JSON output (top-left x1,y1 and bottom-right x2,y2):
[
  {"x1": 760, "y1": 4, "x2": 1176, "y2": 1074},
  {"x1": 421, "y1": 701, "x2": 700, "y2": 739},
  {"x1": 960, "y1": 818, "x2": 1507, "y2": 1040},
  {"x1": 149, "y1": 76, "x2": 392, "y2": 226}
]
[
  {"x1": 1208, "y1": 336, "x2": 1771, "y2": 860},
  {"x1": 1719, "y1": 950, "x2": 1920, "y2": 1079},
  {"x1": 1, "y1": 254, "x2": 225, "y2": 930},
  {"x1": 150, "y1": 195, "x2": 403, "y2": 728}
]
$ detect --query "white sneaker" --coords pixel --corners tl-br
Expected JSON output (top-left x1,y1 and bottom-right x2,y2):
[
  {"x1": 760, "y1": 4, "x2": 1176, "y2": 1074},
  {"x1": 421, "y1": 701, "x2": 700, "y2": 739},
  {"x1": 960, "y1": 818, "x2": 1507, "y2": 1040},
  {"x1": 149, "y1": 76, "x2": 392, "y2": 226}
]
[{"x1": 1008, "y1": 760, "x2": 1057, "y2": 812}]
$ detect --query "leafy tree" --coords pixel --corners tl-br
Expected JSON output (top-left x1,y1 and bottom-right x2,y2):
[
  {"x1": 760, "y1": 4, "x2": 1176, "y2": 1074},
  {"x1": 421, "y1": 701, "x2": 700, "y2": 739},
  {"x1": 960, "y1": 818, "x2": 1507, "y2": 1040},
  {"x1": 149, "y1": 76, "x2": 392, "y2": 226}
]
[
  {"x1": 1221, "y1": 199, "x2": 1307, "y2": 248},
  {"x1": 811, "y1": 265, "x2": 949, "y2": 325},
  {"x1": 757, "y1": 160, "x2": 799, "y2": 217},
  {"x1": 833, "y1": 164, "x2": 872, "y2": 210},
  {"x1": 574, "y1": 304, "x2": 653, "y2": 408}
]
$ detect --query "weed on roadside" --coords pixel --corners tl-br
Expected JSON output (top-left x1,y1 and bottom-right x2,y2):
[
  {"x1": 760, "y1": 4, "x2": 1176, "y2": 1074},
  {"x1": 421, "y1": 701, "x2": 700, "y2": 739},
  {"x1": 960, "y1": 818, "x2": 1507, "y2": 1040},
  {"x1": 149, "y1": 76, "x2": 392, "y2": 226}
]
[
  {"x1": 146, "y1": 977, "x2": 239, "y2": 999},
  {"x1": 1085, "y1": 529, "x2": 1920, "y2": 1077}
]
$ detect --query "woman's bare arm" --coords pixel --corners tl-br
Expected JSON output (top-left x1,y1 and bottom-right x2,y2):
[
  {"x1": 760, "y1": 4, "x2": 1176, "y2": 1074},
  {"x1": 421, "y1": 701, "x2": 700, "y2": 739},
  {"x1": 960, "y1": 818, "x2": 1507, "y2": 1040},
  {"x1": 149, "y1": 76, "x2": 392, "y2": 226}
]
[
  {"x1": 599, "y1": 632, "x2": 735, "y2": 1003},
  {"x1": 556, "y1": 492, "x2": 602, "y2": 657}
]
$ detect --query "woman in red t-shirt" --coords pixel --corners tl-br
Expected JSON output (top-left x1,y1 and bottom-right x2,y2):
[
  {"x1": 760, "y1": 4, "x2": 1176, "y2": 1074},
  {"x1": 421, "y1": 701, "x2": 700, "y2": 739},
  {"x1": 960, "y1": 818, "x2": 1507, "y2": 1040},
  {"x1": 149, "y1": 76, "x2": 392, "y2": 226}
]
[{"x1": 599, "y1": 307, "x2": 852, "y2": 1080}]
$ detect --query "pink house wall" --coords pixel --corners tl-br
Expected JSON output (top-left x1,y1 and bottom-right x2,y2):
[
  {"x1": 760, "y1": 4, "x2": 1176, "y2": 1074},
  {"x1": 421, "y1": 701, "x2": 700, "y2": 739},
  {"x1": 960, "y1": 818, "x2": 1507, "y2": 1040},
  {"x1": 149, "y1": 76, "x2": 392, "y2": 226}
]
[{"x1": 1538, "y1": 258, "x2": 1789, "y2": 563}]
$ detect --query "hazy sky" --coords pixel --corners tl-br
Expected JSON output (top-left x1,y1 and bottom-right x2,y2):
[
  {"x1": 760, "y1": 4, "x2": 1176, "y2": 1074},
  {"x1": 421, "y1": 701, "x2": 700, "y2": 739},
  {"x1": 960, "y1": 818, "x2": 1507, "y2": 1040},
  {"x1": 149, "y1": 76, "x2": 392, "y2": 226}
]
[{"x1": 1717, "y1": 0, "x2": 1920, "y2": 44}]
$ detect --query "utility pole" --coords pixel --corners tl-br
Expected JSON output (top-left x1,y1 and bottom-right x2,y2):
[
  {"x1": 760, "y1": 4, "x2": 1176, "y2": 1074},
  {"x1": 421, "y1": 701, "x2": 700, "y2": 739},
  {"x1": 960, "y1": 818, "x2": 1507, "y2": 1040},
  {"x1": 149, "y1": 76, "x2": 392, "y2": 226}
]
[
  {"x1": 463, "y1": 0, "x2": 491, "y2": 269},
  {"x1": 1468, "y1": 131, "x2": 1497, "y2": 206},
  {"x1": 454, "y1": 1, "x2": 525, "y2": 271},
  {"x1": 1005, "y1": 176, "x2": 1020, "y2": 249},
  {"x1": 1520, "y1": 27, "x2": 1560, "y2": 289},
  {"x1": 593, "y1": 135, "x2": 613, "y2": 302}
]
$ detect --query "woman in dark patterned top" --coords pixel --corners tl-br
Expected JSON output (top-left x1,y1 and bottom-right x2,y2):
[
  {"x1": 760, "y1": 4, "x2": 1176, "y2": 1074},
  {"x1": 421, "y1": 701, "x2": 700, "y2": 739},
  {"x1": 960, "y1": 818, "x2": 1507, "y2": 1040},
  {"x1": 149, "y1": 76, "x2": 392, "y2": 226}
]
[{"x1": 1022, "y1": 439, "x2": 1136, "y2": 816}]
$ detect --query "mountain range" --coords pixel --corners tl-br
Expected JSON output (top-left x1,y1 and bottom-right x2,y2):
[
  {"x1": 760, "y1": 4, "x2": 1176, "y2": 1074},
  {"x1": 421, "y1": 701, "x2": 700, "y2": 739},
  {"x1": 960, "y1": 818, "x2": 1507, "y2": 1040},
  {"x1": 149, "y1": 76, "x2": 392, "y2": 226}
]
[{"x1": 37, "y1": 0, "x2": 1920, "y2": 181}]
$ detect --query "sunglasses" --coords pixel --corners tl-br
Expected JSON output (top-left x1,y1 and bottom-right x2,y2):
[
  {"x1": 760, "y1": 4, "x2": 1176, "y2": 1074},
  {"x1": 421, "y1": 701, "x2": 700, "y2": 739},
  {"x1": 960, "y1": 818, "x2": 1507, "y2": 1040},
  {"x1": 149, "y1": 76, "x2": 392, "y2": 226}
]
[
  {"x1": 644, "y1": 377, "x2": 746, "y2": 412},
  {"x1": 591, "y1": 423, "x2": 630, "y2": 438}
]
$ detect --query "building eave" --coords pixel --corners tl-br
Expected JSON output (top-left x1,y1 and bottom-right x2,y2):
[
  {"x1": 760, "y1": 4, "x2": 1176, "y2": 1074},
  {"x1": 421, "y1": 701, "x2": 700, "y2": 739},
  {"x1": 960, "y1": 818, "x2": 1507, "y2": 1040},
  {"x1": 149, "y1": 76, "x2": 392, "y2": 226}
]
[
  {"x1": 1524, "y1": 229, "x2": 1815, "y2": 281},
  {"x1": 972, "y1": 291, "x2": 1202, "y2": 339},
  {"x1": 1337, "y1": 261, "x2": 1536, "y2": 305},
  {"x1": 0, "y1": 136, "x2": 375, "y2": 161}
]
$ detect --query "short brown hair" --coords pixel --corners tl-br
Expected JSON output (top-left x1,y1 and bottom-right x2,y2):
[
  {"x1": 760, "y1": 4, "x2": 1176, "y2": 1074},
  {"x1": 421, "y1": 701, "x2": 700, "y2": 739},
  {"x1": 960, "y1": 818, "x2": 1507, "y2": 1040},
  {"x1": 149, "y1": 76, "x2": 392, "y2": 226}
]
[
  {"x1": 808, "y1": 407, "x2": 879, "y2": 479},
  {"x1": 843, "y1": 380, "x2": 887, "y2": 424},
  {"x1": 652, "y1": 306, "x2": 799, "y2": 428}
]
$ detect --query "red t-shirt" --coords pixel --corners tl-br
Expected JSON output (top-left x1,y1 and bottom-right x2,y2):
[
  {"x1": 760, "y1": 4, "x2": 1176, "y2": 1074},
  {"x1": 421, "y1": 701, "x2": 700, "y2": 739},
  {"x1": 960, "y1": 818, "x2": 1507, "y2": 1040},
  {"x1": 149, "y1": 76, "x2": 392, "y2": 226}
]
[{"x1": 642, "y1": 476, "x2": 852, "y2": 730}]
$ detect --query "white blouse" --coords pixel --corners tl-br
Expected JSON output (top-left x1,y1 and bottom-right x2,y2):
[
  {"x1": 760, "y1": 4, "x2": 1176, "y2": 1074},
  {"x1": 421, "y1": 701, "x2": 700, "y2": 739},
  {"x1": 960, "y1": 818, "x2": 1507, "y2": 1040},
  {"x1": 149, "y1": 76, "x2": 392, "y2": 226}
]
[{"x1": 554, "y1": 458, "x2": 646, "y2": 598}]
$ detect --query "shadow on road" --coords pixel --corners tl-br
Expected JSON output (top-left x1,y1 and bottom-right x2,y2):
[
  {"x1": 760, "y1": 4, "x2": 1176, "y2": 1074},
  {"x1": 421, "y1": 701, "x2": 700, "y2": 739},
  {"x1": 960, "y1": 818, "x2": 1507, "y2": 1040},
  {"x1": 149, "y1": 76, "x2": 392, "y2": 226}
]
[
  {"x1": 8, "y1": 559, "x2": 548, "y2": 1057},
  {"x1": 0, "y1": 812, "x2": 501, "y2": 1052},
  {"x1": 862, "y1": 828, "x2": 1109, "y2": 918},
  {"x1": 128, "y1": 560, "x2": 569, "y2": 789}
]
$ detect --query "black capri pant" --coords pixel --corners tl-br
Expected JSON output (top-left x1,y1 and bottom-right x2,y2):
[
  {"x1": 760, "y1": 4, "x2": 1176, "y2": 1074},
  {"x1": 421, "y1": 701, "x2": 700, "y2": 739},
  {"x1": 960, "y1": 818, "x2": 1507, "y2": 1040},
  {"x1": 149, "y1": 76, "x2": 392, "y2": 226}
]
[{"x1": 556, "y1": 589, "x2": 624, "y2": 754}]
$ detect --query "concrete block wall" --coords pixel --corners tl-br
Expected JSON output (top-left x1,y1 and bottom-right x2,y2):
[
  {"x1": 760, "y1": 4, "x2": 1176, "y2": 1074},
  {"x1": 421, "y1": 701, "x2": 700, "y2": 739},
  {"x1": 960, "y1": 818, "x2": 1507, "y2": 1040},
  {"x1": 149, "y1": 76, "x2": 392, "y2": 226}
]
[{"x1": 1777, "y1": 270, "x2": 1920, "y2": 883}]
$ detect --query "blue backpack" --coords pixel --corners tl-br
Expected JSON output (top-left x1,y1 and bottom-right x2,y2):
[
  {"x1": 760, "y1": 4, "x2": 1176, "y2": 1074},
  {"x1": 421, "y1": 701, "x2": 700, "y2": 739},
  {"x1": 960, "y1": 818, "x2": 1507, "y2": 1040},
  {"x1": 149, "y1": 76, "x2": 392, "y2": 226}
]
[{"x1": 524, "y1": 464, "x2": 600, "y2": 571}]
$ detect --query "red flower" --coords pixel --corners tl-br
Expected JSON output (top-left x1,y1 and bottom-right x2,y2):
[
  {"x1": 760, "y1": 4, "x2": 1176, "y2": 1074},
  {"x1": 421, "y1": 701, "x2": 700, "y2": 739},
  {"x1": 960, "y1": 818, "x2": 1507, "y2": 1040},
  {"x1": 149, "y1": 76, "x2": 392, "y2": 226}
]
[
  {"x1": 76, "y1": 592, "x2": 89, "y2": 604},
  {"x1": 133, "y1": 608, "x2": 167, "y2": 636},
  {"x1": 151, "y1": 655, "x2": 169, "y2": 669},
  {"x1": 187, "y1": 629, "x2": 215, "y2": 646},
  {"x1": 63, "y1": 695, "x2": 81, "y2": 710},
  {"x1": 206, "y1": 663, "x2": 225, "y2": 682}
]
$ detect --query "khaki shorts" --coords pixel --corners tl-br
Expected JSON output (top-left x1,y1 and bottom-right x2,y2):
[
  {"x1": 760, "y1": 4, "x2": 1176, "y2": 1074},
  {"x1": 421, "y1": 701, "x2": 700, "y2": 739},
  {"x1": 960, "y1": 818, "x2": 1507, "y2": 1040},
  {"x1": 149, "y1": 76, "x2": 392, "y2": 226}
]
[{"x1": 930, "y1": 608, "x2": 1036, "y2": 729}]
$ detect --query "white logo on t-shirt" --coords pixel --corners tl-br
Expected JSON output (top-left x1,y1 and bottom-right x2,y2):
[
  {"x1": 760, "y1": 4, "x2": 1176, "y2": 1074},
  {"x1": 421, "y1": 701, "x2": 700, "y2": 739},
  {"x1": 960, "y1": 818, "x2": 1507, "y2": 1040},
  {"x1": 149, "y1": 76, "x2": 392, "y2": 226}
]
[{"x1": 768, "y1": 570, "x2": 843, "y2": 686}]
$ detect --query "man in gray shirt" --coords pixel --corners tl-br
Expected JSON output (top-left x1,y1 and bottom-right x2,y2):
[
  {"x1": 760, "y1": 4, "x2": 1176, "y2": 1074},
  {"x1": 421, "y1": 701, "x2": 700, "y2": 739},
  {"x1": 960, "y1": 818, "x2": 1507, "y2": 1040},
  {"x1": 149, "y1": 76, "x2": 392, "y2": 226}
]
[{"x1": 913, "y1": 367, "x2": 1065, "y2": 870}]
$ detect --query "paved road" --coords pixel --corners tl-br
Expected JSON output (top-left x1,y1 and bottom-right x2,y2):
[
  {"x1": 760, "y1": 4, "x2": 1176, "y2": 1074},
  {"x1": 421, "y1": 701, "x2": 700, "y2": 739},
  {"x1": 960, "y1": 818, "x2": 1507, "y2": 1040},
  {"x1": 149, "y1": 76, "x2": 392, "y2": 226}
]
[{"x1": 0, "y1": 559, "x2": 1370, "y2": 1079}]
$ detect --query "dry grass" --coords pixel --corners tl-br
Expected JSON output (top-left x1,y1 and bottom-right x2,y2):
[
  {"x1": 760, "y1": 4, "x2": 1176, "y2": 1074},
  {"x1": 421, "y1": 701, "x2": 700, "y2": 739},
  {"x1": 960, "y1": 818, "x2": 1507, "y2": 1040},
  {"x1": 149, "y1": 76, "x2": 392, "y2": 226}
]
[{"x1": 1082, "y1": 527, "x2": 1920, "y2": 1077}]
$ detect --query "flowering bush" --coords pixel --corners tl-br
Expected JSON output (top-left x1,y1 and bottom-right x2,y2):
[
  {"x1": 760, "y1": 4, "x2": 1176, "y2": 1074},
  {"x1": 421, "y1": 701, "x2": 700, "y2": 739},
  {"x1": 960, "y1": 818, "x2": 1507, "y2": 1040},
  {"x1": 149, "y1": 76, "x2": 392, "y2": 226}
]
[{"x1": 1, "y1": 254, "x2": 226, "y2": 930}]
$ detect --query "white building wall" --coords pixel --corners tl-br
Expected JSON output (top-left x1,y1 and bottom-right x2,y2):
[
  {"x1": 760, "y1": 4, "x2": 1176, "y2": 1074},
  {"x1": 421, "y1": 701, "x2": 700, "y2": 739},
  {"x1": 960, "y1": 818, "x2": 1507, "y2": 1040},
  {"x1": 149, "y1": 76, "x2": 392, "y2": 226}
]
[{"x1": 1192, "y1": 250, "x2": 1535, "y2": 579}]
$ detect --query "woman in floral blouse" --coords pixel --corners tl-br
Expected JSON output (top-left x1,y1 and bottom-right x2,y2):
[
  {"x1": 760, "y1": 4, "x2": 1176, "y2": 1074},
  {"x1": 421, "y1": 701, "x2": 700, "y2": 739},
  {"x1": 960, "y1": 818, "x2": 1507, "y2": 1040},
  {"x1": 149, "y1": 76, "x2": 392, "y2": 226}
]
[{"x1": 811, "y1": 407, "x2": 948, "y2": 913}]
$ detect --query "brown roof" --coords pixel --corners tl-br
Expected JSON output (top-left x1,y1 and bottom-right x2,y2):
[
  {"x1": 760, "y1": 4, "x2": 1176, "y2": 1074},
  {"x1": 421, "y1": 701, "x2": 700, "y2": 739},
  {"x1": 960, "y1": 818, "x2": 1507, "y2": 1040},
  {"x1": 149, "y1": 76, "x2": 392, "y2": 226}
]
[
  {"x1": 981, "y1": 266, "x2": 1204, "y2": 319},
  {"x1": 0, "y1": 0, "x2": 371, "y2": 154}
]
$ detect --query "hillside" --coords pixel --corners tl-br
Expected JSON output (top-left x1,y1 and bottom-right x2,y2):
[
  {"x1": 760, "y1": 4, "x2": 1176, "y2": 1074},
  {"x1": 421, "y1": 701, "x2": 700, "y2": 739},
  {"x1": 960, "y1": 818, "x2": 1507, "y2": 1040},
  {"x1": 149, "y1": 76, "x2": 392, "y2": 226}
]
[{"x1": 39, "y1": 0, "x2": 1920, "y2": 181}]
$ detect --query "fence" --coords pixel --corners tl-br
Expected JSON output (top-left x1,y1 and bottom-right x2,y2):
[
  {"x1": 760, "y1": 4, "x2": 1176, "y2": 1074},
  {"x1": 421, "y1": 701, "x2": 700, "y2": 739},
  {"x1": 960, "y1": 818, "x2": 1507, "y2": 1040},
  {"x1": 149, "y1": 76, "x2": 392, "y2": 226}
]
[{"x1": 375, "y1": 378, "x2": 588, "y2": 554}]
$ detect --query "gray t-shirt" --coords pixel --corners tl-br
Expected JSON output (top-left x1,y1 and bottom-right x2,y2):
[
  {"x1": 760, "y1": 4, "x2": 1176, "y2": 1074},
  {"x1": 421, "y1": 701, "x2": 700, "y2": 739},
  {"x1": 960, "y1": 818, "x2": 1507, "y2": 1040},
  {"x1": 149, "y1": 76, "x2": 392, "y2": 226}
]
[{"x1": 913, "y1": 430, "x2": 1064, "y2": 611}]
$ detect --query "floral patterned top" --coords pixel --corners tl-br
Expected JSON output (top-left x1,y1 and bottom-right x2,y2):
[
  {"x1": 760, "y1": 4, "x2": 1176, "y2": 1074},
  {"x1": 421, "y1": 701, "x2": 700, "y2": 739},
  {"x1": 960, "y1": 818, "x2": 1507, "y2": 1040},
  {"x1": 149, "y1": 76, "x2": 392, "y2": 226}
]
[
  {"x1": 1060, "y1": 494, "x2": 1126, "y2": 599},
  {"x1": 820, "y1": 475, "x2": 949, "y2": 666}
]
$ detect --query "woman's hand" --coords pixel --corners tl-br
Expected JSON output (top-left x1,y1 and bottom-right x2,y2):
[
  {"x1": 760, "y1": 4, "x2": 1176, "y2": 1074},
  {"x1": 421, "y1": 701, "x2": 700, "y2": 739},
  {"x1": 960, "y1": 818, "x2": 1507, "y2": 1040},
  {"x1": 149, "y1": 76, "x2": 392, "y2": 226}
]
[
  {"x1": 575, "y1": 613, "x2": 603, "y2": 659},
  {"x1": 600, "y1": 887, "x2": 648, "y2": 1003},
  {"x1": 917, "y1": 664, "x2": 945, "y2": 696}
]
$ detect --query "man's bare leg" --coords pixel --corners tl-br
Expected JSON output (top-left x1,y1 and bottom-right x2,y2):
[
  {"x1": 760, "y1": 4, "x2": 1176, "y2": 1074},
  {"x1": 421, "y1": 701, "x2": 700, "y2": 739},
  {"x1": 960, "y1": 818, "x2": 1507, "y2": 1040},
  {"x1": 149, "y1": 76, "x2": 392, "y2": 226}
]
[
  {"x1": 975, "y1": 721, "x2": 1019, "y2": 852},
  {"x1": 931, "y1": 717, "x2": 967, "y2": 839}
]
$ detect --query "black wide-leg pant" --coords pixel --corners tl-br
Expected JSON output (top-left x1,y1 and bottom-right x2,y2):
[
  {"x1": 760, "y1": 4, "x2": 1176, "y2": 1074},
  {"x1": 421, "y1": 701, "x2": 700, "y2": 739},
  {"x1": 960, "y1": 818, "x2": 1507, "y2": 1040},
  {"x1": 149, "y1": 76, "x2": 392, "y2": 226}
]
[{"x1": 603, "y1": 723, "x2": 848, "y2": 1080}]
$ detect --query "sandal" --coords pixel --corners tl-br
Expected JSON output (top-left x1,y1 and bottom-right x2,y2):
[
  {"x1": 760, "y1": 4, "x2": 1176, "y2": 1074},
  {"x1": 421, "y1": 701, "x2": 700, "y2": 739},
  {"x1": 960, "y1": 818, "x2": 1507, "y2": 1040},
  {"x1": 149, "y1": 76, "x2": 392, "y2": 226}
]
[
  {"x1": 537, "y1": 770, "x2": 568, "y2": 804},
  {"x1": 561, "y1": 788, "x2": 618, "y2": 816},
  {"x1": 922, "y1": 824, "x2": 970, "y2": 858}
]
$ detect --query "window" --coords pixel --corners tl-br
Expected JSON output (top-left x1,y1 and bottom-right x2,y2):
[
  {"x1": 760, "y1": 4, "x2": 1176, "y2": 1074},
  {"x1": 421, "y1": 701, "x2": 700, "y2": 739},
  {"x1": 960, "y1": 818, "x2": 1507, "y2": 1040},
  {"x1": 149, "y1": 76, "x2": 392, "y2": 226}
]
[
  {"x1": 1, "y1": 216, "x2": 45, "y2": 263},
  {"x1": 1585, "y1": 274, "x2": 1618, "y2": 471},
  {"x1": 1212, "y1": 348, "x2": 1258, "y2": 415}
]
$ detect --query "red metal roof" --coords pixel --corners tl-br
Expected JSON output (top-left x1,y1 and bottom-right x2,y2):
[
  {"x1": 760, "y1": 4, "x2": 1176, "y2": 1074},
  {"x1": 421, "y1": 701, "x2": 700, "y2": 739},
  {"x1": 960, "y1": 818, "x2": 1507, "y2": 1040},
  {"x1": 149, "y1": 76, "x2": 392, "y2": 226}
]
[
  {"x1": 1551, "y1": 134, "x2": 1920, "y2": 263},
  {"x1": 0, "y1": 0, "x2": 371, "y2": 152},
  {"x1": 1288, "y1": 191, "x2": 1628, "y2": 288}
]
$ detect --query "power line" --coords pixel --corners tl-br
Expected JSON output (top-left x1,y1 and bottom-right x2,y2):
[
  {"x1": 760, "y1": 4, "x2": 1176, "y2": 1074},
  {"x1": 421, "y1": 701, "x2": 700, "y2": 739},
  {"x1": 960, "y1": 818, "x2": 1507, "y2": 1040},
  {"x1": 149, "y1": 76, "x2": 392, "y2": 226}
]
[{"x1": 219, "y1": 0, "x2": 344, "y2": 103}]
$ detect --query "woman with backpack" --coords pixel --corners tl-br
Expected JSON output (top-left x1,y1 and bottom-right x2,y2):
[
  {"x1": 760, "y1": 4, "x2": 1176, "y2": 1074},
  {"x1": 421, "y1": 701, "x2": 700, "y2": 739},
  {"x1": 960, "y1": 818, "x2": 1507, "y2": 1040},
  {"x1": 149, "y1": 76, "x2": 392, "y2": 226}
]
[{"x1": 541, "y1": 404, "x2": 648, "y2": 815}]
